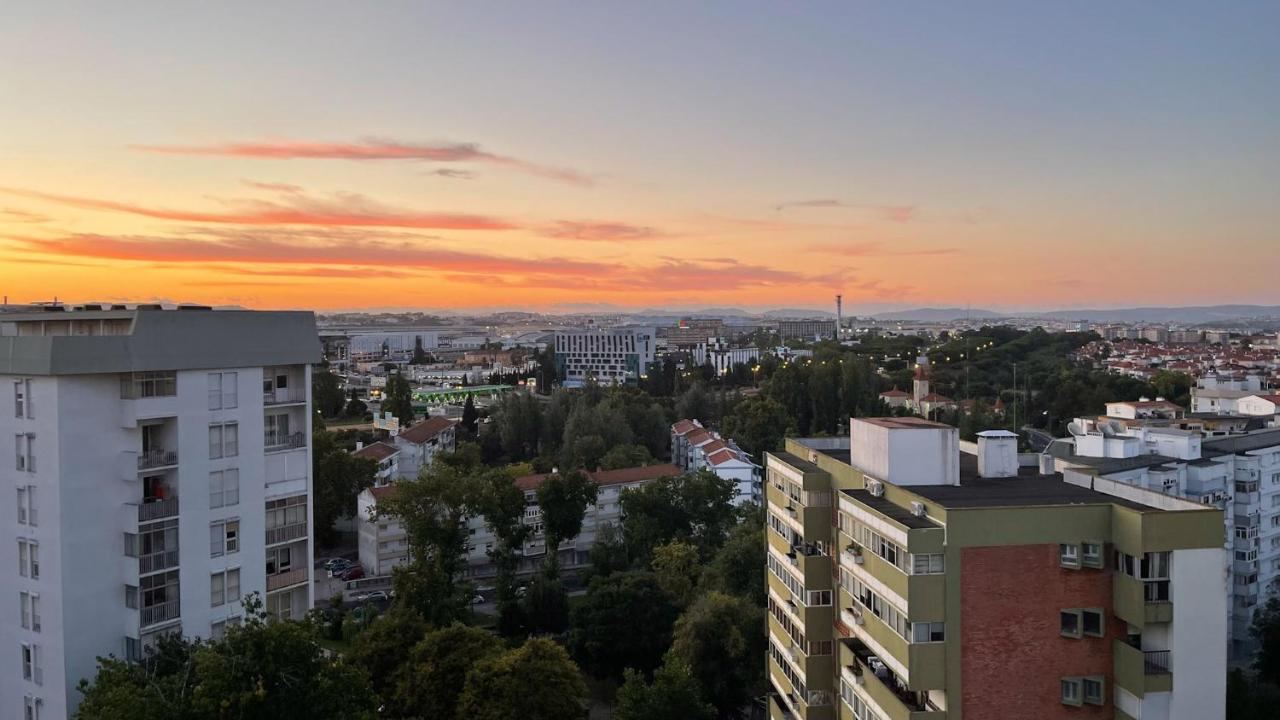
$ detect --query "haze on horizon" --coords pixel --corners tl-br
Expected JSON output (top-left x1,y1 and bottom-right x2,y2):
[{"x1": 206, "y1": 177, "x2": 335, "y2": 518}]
[{"x1": 1, "y1": 2, "x2": 1277, "y2": 311}]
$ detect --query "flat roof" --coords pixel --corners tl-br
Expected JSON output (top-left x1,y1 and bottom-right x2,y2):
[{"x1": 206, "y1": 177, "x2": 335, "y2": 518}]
[
  {"x1": 1202, "y1": 429, "x2": 1280, "y2": 457},
  {"x1": 768, "y1": 451, "x2": 824, "y2": 474},
  {"x1": 841, "y1": 488, "x2": 939, "y2": 529},
  {"x1": 910, "y1": 474, "x2": 1151, "y2": 511},
  {"x1": 856, "y1": 417, "x2": 953, "y2": 430},
  {"x1": 1044, "y1": 439, "x2": 1181, "y2": 474}
]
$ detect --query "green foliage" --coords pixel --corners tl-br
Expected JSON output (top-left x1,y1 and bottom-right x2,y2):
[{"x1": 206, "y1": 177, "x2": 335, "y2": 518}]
[
  {"x1": 522, "y1": 575, "x2": 570, "y2": 635},
  {"x1": 619, "y1": 471, "x2": 737, "y2": 563},
  {"x1": 471, "y1": 464, "x2": 534, "y2": 636},
  {"x1": 457, "y1": 637, "x2": 588, "y2": 720},
  {"x1": 346, "y1": 608, "x2": 429, "y2": 706},
  {"x1": 720, "y1": 395, "x2": 793, "y2": 461},
  {"x1": 1252, "y1": 596, "x2": 1280, "y2": 683},
  {"x1": 651, "y1": 540, "x2": 702, "y2": 607},
  {"x1": 1228, "y1": 667, "x2": 1280, "y2": 720},
  {"x1": 702, "y1": 509, "x2": 767, "y2": 607},
  {"x1": 600, "y1": 443, "x2": 654, "y2": 470},
  {"x1": 76, "y1": 600, "x2": 378, "y2": 720},
  {"x1": 614, "y1": 663, "x2": 715, "y2": 720},
  {"x1": 665, "y1": 592, "x2": 766, "y2": 719},
  {"x1": 394, "y1": 623, "x2": 503, "y2": 720},
  {"x1": 587, "y1": 521, "x2": 630, "y2": 581},
  {"x1": 537, "y1": 470, "x2": 599, "y2": 575},
  {"x1": 312, "y1": 429, "x2": 378, "y2": 547},
  {"x1": 676, "y1": 383, "x2": 712, "y2": 424},
  {"x1": 494, "y1": 391, "x2": 544, "y2": 460},
  {"x1": 569, "y1": 570, "x2": 680, "y2": 681},
  {"x1": 461, "y1": 394, "x2": 479, "y2": 435},
  {"x1": 382, "y1": 373, "x2": 415, "y2": 426},
  {"x1": 312, "y1": 367, "x2": 347, "y2": 418},
  {"x1": 489, "y1": 387, "x2": 670, "y2": 467}
]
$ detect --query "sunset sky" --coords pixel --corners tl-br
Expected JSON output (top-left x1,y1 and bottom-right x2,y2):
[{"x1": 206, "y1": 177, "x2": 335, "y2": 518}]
[{"x1": 2, "y1": 2, "x2": 1277, "y2": 313}]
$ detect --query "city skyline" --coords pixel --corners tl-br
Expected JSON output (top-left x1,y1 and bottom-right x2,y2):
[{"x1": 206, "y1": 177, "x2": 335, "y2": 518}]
[{"x1": 3, "y1": 2, "x2": 1278, "y2": 311}]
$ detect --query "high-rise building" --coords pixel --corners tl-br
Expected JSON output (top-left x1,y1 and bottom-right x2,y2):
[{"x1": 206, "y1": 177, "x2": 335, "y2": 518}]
[
  {"x1": 0, "y1": 306, "x2": 320, "y2": 719},
  {"x1": 766, "y1": 418, "x2": 1226, "y2": 720}
]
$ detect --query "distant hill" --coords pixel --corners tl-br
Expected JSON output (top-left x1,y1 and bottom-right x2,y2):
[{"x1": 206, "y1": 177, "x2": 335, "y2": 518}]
[
  {"x1": 871, "y1": 307, "x2": 1005, "y2": 321},
  {"x1": 761, "y1": 308, "x2": 836, "y2": 319},
  {"x1": 1032, "y1": 305, "x2": 1280, "y2": 323}
]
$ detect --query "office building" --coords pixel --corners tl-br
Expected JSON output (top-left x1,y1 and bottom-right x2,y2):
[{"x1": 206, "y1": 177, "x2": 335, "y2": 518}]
[
  {"x1": 766, "y1": 418, "x2": 1225, "y2": 720},
  {"x1": 554, "y1": 327, "x2": 655, "y2": 387},
  {"x1": 0, "y1": 306, "x2": 320, "y2": 719},
  {"x1": 779, "y1": 320, "x2": 837, "y2": 342}
]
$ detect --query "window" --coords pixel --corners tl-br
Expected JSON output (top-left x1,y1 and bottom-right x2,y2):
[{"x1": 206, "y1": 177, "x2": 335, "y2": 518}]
[
  {"x1": 1082, "y1": 676, "x2": 1105, "y2": 705},
  {"x1": 21, "y1": 643, "x2": 40, "y2": 685},
  {"x1": 24, "y1": 695, "x2": 42, "y2": 720},
  {"x1": 17, "y1": 487, "x2": 27, "y2": 524},
  {"x1": 266, "y1": 546, "x2": 293, "y2": 575},
  {"x1": 14, "y1": 379, "x2": 31, "y2": 418},
  {"x1": 912, "y1": 621, "x2": 945, "y2": 643},
  {"x1": 211, "y1": 568, "x2": 240, "y2": 607},
  {"x1": 210, "y1": 519, "x2": 240, "y2": 557},
  {"x1": 1061, "y1": 610, "x2": 1081, "y2": 637},
  {"x1": 18, "y1": 540, "x2": 38, "y2": 579},
  {"x1": 125, "y1": 585, "x2": 138, "y2": 609},
  {"x1": 208, "y1": 372, "x2": 238, "y2": 410},
  {"x1": 1061, "y1": 677, "x2": 1082, "y2": 706},
  {"x1": 1081, "y1": 609, "x2": 1104, "y2": 637},
  {"x1": 140, "y1": 570, "x2": 179, "y2": 613},
  {"x1": 275, "y1": 373, "x2": 288, "y2": 390},
  {"x1": 911, "y1": 553, "x2": 945, "y2": 574},
  {"x1": 209, "y1": 469, "x2": 240, "y2": 508},
  {"x1": 209, "y1": 423, "x2": 239, "y2": 459},
  {"x1": 15, "y1": 433, "x2": 34, "y2": 472},
  {"x1": 1082, "y1": 542, "x2": 1102, "y2": 568},
  {"x1": 1059, "y1": 543, "x2": 1080, "y2": 568},
  {"x1": 19, "y1": 593, "x2": 40, "y2": 633}
]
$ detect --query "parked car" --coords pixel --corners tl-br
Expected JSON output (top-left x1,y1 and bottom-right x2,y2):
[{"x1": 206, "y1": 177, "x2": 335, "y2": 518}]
[
  {"x1": 327, "y1": 560, "x2": 355, "y2": 577},
  {"x1": 353, "y1": 590, "x2": 388, "y2": 604},
  {"x1": 470, "y1": 593, "x2": 486, "y2": 605},
  {"x1": 338, "y1": 565, "x2": 365, "y2": 581},
  {"x1": 514, "y1": 586, "x2": 528, "y2": 599}
]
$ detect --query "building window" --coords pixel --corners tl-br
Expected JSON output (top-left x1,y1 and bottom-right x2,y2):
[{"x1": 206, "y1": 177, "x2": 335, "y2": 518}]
[
  {"x1": 19, "y1": 592, "x2": 40, "y2": 632},
  {"x1": 208, "y1": 372, "x2": 239, "y2": 410},
  {"x1": 18, "y1": 540, "x2": 38, "y2": 579},
  {"x1": 1081, "y1": 542, "x2": 1102, "y2": 568},
  {"x1": 1081, "y1": 609, "x2": 1103, "y2": 637},
  {"x1": 911, "y1": 553, "x2": 945, "y2": 574},
  {"x1": 210, "y1": 469, "x2": 240, "y2": 508},
  {"x1": 1082, "y1": 677, "x2": 1105, "y2": 705},
  {"x1": 210, "y1": 519, "x2": 240, "y2": 557},
  {"x1": 1060, "y1": 610, "x2": 1081, "y2": 637},
  {"x1": 15, "y1": 433, "x2": 34, "y2": 472},
  {"x1": 21, "y1": 643, "x2": 40, "y2": 685},
  {"x1": 266, "y1": 546, "x2": 293, "y2": 575},
  {"x1": 209, "y1": 423, "x2": 239, "y2": 459},
  {"x1": 125, "y1": 585, "x2": 138, "y2": 609},
  {"x1": 1059, "y1": 543, "x2": 1080, "y2": 568},
  {"x1": 24, "y1": 694, "x2": 42, "y2": 720},
  {"x1": 211, "y1": 568, "x2": 241, "y2": 607},
  {"x1": 911, "y1": 621, "x2": 945, "y2": 643},
  {"x1": 14, "y1": 379, "x2": 32, "y2": 418},
  {"x1": 1061, "y1": 677, "x2": 1082, "y2": 706}
]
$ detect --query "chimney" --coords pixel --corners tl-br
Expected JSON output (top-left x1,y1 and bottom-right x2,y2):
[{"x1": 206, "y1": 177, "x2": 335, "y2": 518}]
[{"x1": 976, "y1": 430, "x2": 1019, "y2": 479}]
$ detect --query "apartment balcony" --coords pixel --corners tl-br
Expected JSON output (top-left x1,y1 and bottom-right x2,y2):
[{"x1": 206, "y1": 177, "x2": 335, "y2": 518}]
[
  {"x1": 138, "y1": 449, "x2": 178, "y2": 471},
  {"x1": 264, "y1": 431, "x2": 306, "y2": 453},
  {"x1": 140, "y1": 600, "x2": 181, "y2": 628},
  {"x1": 1114, "y1": 640, "x2": 1173, "y2": 695},
  {"x1": 1114, "y1": 573, "x2": 1173, "y2": 626},
  {"x1": 846, "y1": 647, "x2": 945, "y2": 720},
  {"x1": 266, "y1": 521, "x2": 308, "y2": 546},
  {"x1": 836, "y1": 589, "x2": 946, "y2": 690},
  {"x1": 263, "y1": 388, "x2": 307, "y2": 406},
  {"x1": 138, "y1": 497, "x2": 179, "y2": 523},
  {"x1": 138, "y1": 549, "x2": 180, "y2": 575},
  {"x1": 266, "y1": 568, "x2": 309, "y2": 592}
]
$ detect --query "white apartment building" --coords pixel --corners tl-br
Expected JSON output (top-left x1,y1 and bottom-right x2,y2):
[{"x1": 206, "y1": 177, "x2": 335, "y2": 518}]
[
  {"x1": 1045, "y1": 417, "x2": 1280, "y2": 657},
  {"x1": 356, "y1": 485, "x2": 410, "y2": 577},
  {"x1": 554, "y1": 327, "x2": 655, "y2": 388},
  {"x1": 391, "y1": 417, "x2": 457, "y2": 480},
  {"x1": 670, "y1": 419, "x2": 761, "y2": 505},
  {"x1": 692, "y1": 339, "x2": 760, "y2": 376},
  {"x1": 0, "y1": 306, "x2": 319, "y2": 719}
]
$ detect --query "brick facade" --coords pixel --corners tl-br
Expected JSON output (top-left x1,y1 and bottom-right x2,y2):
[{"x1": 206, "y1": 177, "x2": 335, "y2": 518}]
[{"x1": 959, "y1": 544, "x2": 1120, "y2": 719}]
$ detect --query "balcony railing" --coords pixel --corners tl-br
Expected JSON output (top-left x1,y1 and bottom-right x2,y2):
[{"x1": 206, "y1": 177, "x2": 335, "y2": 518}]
[
  {"x1": 264, "y1": 388, "x2": 307, "y2": 405},
  {"x1": 266, "y1": 522, "x2": 308, "y2": 546},
  {"x1": 138, "y1": 497, "x2": 179, "y2": 523},
  {"x1": 140, "y1": 600, "x2": 180, "y2": 627},
  {"x1": 264, "y1": 431, "x2": 305, "y2": 452},
  {"x1": 266, "y1": 568, "x2": 308, "y2": 591},
  {"x1": 1144, "y1": 650, "x2": 1172, "y2": 675},
  {"x1": 138, "y1": 449, "x2": 178, "y2": 470},
  {"x1": 139, "y1": 549, "x2": 180, "y2": 574}
]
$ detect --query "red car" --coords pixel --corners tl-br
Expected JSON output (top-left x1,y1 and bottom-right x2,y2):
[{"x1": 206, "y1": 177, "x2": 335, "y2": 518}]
[{"x1": 338, "y1": 565, "x2": 365, "y2": 581}]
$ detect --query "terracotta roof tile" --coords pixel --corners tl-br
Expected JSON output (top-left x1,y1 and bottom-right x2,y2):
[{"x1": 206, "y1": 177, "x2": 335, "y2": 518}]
[
  {"x1": 353, "y1": 441, "x2": 398, "y2": 461},
  {"x1": 398, "y1": 416, "x2": 456, "y2": 444}
]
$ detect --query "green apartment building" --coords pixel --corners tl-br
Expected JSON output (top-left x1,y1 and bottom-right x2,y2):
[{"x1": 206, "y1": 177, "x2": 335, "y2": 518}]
[{"x1": 765, "y1": 418, "x2": 1226, "y2": 720}]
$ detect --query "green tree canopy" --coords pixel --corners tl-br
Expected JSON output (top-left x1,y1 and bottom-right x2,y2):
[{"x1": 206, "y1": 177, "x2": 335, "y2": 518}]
[
  {"x1": 382, "y1": 373, "x2": 415, "y2": 427},
  {"x1": 702, "y1": 509, "x2": 767, "y2": 607},
  {"x1": 600, "y1": 443, "x2": 654, "y2": 470},
  {"x1": 569, "y1": 570, "x2": 680, "y2": 681},
  {"x1": 620, "y1": 471, "x2": 737, "y2": 563},
  {"x1": 652, "y1": 540, "x2": 702, "y2": 608},
  {"x1": 720, "y1": 395, "x2": 793, "y2": 462},
  {"x1": 615, "y1": 663, "x2": 715, "y2": 720},
  {"x1": 312, "y1": 429, "x2": 378, "y2": 547},
  {"x1": 457, "y1": 637, "x2": 588, "y2": 720},
  {"x1": 537, "y1": 470, "x2": 599, "y2": 575},
  {"x1": 665, "y1": 592, "x2": 766, "y2": 719},
  {"x1": 394, "y1": 623, "x2": 503, "y2": 720},
  {"x1": 312, "y1": 367, "x2": 347, "y2": 418},
  {"x1": 346, "y1": 608, "x2": 429, "y2": 707}
]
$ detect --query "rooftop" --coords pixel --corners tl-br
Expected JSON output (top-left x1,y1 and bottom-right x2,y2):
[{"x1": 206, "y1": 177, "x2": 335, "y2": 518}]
[
  {"x1": 841, "y1": 488, "x2": 939, "y2": 529},
  {"x1": 353, "y1": 441, "x2": 399, "y2": 462},
  {"x1": 857, "y1": 417, "x2": 953, "y2": 430},
  {"x1": 398, "y1": 416, "x2": 457, "y2": 444}
]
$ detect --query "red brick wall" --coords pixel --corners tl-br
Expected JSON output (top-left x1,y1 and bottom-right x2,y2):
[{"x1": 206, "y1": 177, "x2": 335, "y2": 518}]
[{"x1": 959, "y1": 544, "x2": 1120, "y2": 719}]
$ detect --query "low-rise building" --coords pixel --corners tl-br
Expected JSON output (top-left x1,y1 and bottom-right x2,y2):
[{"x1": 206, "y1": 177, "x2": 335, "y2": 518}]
[
  {"x1": 671, "y1": 419, "x2": 761, "y2": 505},
  {"x1": 356, "y1": 486, "x2": 410, "y2": 576},
  {"x1": 392, "y1": 416, "x2": 457, "y2": 479}
]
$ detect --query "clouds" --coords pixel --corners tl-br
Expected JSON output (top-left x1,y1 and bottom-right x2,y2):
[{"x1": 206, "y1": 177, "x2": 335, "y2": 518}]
[
  {"x1": 809, "y1": 241, "x2": 957, "y2": 257},
  {"x1": 0, "y1": 208, "x2": 51, "y2": 224},
  {"x1": 133, "y1": 138, "x2": 593, "y2": 185},
  {"x1": 0, "y1": 186, "x2": 517, "y2": 231},
  {"x1": 541, "y1": 221, "x2": 665, "y2": 242},
  {"x1": 775, "y1": 199, "x2": 917, "y2": 223}
]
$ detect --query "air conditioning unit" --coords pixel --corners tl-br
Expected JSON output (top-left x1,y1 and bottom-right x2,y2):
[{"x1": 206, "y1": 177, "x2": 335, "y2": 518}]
[
  {"x1": 867, "y1": 480, "x2": 884, "y2": 497},
  {"x1": 911, "y1": 501, "x2": 926, "y2": 517}
]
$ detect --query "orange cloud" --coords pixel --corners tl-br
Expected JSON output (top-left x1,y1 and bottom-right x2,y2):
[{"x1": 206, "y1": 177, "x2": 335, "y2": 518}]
[
  {"x1": 809, "y1": 241, "x2": 957, "y2": 257},
  {"x1": 775, "y1": 199, "x2": 917, "y2": 223},
  {"x1": 132, "y1": 138, "x2": 593, "y2": 185},
  {"x1": 541, "y1": 221, "x2": 666, "y2": 241},
  {"x1": 0, "y1": 187, "x2": 517, "y2": 231},
  {"x1": 0, "y1": 208, "x2": 51, "y2": 224}
]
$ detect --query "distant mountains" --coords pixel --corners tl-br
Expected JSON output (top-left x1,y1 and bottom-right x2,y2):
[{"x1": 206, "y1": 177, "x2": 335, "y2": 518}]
[{"x1": 868, "y1": 304, "x2": 1280, "y2": 324}]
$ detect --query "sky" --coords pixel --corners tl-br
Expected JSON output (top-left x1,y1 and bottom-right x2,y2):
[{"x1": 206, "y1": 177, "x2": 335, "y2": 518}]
[{"x1": 1, "y1": 2, "x2": 1278, "y2": 313}]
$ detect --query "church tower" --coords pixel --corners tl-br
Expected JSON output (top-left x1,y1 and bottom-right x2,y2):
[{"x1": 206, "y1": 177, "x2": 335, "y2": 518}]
[{"x1": 912, "y1": 355, "x2": 931, "y2": 408}]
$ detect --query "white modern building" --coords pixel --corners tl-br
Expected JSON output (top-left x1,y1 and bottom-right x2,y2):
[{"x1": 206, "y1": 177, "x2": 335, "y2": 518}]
[
  {"x1": 356, "y1": 485, "x2": 410, "y2": 577},
  {"x1": 671, "y1": 419, "x2": 761, "y2": 505},
  {"x1": 391, "y1": 416, "x2": 457, "y2": 480},
  {"x1": 0, "y1": 306, "x2": 320, "y2": 719},
  {"x1": 692, "y1": 339, "x2": 760, "y2": 376},
  {"x1": 554, "y1": 327, "x2": 655, "y2": 387}
]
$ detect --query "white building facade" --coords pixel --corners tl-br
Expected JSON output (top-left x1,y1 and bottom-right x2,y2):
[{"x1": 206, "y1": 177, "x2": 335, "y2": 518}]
[
  {"x1": 0, "y1": 307, "x2": 320, "y2": 719},
  {"x1": 554, "y1": 327, "x2": 655, "y2": 387}
]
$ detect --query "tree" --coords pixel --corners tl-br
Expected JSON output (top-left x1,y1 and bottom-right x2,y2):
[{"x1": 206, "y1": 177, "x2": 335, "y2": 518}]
[
  {"x1": 522, "y1": 574, "x2": 571, "y2": 635},
  {"x1": 615, "y1": 664, "x2": 715, "y2": 720},
  {"x1": 493, "y1": 391, "x2": 544, "y2": 460},
  {"x1": 675, "y1": 383, "x2": 712, "y2": 423},
  {"x1": 569, "y1": 570, "x2": 679, "y2": 681},
  {"x1": 77, "y1": 598, "x2": 378, "y2": 720},
  {"x1": 619, "y1": 471, "x2": 736, "y2": 564},
  {"x1": 1252, "y1": 596, "x2": 1280, "y2": 683},
  {"x1": 587, "y1": 521, "x2": 630, "y2": 581},
  {"x1": 457, "y1": 637, "x2": 588, "y2": 720},
  {"x1": 347, "y1": 608, "x2": 429, "y2": 707},
  {"x1": 600, "y1": 443, "x2": 653, "y2": 470},
  {"x1": 703, "y1": 510, "x2": 767, "y2": 607},
  {"x1": 343, "y1": 390, "x2": 368, "y2": 419},
  {"x1": 312, "y1": 367, "x2": 347, "y2": 418},
  {"x1": 312, "y1": 429, "x2": 378, "y2": 547},
  {"x1": 472, "y1": 465, "x2": 534, "y2": 636},
  {"x1": 652, "y1": 540, "x2": 702, "y2": 607},
  {"x1": 394, "y1": 623, "x2": 503, "y2": 720},
  {"x1": 665, "y1": 592, "x2": 766, "y2": 719},
  {"x1": 461, "y1": 395, "x2": 479, "y2": 435},
  {"x1": 721, "y1": 395, "x2": 793, "y2": 462},
  {"x1": 537, "y1": 470, "x2": 599, "y2": 575},
  {"x1": 382, "y1": 373, "x2": 415, "y2": 426}
]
